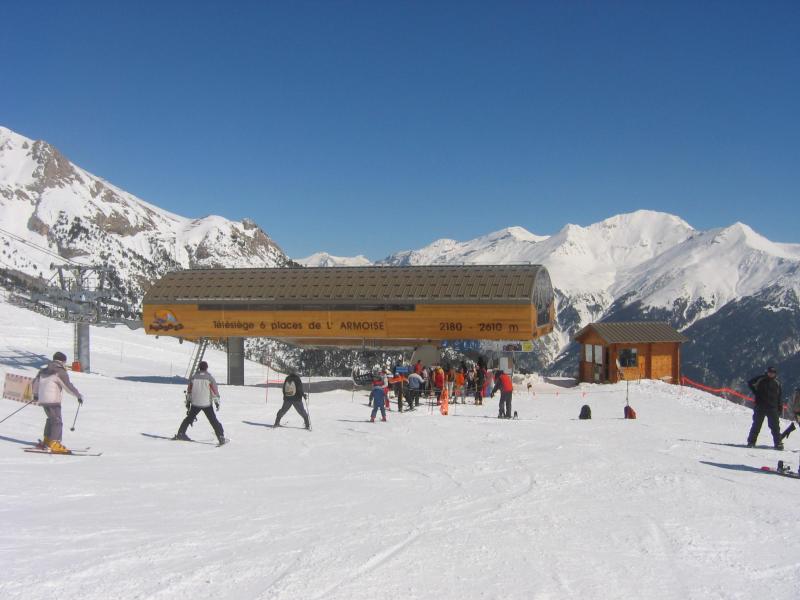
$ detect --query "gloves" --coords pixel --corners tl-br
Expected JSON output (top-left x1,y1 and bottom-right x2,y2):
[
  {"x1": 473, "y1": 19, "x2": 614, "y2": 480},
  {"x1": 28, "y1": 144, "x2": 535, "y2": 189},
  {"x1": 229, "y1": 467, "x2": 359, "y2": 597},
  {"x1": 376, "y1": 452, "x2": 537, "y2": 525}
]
[
  {"x1": 78, "y1": 396, "x2": 84, "y2": 405},
  {"x1": 303, "y1": 393, "x2": 309, "y2": 401},
  {"x1": 212, "y1": 395, "x2": 221, "y2": 410}
]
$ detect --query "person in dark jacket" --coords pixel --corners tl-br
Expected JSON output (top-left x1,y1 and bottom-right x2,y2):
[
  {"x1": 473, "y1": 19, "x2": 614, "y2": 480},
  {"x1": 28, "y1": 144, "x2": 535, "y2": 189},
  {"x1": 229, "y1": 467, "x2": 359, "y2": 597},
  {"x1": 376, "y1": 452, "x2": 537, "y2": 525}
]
[
  {"x1": 746, "y1": 366, "x2": 783, "y2": 449},
  {"x1": 491, "y1": 369, "x2": 514, "y2": 418},
  {"x1": 475, "y1": 364, "x2": 486, "y2": 406},
  {"x1": 275, "y1": 371, "x2": 310, "y2": 429}
]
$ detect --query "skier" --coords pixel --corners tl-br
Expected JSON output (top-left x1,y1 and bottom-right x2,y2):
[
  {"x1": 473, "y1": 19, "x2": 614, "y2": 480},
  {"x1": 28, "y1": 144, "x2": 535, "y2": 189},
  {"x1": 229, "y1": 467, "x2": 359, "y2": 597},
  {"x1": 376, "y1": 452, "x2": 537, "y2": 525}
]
[
  {"x1": 780, "y1": 388, "x2": 800, "y2": 440},
  {"x1": 491, "y1": 369, "x2": 514, "y2": 418},
  {"x1": 746, "y1": 366, "x2": 783, "y2": 450},
  {"x1": 274, "y1": 370, "x2": 310, "y2": 429},
  {"x1": 31, "y1": 351, "x2": 84, "y2": 453},
  {"x1": 175, "y1": 361, "x2": 226, "y2": 445},
  {"x1": 369, "y1": 379, "x2": 387, "y2": 422}
]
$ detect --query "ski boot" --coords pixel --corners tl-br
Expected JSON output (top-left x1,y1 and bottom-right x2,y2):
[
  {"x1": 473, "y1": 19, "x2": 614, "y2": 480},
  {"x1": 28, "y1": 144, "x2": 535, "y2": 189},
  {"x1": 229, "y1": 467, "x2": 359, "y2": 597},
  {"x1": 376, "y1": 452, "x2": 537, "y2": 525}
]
[
  {"x1": 35, "y1": 437, "x2": 51, "y2": 450},
  {"x1": 48, "y1": 440, "x2": 70, "y2": 454},
  {"x1": 370, "y1": 416, "x2": 375, "y2": 422},
  {"x1": 173, "y1": 432, "x2": 191, "y2": 441},
  {"x1": 217, "y1": 435, "x2": 228, "y2": 446},
  {"x1": 381, "y1": 416, "x2": 387, "y2": 422}
]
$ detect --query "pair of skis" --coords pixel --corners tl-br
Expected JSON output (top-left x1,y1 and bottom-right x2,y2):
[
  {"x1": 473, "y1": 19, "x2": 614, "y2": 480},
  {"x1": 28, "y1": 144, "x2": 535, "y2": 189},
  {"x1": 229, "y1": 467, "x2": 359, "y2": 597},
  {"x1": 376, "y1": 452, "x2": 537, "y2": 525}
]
[{"x1": 23, "y1": 441, "x2": 102, "y2": 457}]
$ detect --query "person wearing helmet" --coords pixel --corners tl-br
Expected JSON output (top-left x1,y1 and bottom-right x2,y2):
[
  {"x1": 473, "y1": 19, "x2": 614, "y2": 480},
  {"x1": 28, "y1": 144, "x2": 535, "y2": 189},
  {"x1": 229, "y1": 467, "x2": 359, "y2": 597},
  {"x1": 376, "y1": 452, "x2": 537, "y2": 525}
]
[{"x1": 31, "y1": 351, "x2": 84, "y2": 454}]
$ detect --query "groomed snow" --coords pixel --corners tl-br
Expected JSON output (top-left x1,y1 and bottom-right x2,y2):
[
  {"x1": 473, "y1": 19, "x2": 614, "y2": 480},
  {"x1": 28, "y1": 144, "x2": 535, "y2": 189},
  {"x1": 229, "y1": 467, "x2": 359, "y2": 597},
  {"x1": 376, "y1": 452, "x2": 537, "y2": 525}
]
[{"x1": 2, "y1": 300, "x2": 800, "y2": 600}]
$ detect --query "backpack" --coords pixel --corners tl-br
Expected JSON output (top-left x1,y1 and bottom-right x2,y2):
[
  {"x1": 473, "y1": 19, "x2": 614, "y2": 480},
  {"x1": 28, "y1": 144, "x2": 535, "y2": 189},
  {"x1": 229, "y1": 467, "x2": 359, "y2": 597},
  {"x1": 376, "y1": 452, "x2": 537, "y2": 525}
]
[
  {"x1": 579, "y1": 405, "x2": 592, "y2": 420},
  {"x1": 624, "y1": 405, "x2": 637, "y2": 419}
]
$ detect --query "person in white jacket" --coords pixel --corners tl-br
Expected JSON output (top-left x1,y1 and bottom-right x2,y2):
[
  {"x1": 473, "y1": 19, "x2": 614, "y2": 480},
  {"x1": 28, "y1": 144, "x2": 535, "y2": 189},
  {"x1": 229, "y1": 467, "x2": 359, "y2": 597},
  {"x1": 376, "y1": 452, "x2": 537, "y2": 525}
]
[
  {"x1": 32, "y1": 351, "x2": 83, "y2": 454},
  {"x1": 174, "y1": 361, "x2": 226, "y2": 445}
]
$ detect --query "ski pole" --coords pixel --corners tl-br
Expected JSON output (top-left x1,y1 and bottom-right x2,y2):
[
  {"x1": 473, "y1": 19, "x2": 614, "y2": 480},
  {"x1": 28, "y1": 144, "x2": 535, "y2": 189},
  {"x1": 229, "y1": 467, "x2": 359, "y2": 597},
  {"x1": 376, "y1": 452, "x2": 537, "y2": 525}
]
[
  {"x1": 69, "y1": 403, "x2": 81, "y2": 432},
  {"x1": 0, "y1": 399, "x2": 37, "y2": 425}
]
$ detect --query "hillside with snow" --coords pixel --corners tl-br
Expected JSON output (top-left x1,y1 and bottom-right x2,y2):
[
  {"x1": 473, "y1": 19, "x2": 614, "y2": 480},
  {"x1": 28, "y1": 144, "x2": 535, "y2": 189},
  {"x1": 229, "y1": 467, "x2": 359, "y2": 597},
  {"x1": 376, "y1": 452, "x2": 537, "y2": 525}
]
[
  {"x1": 0, "y1": 126, "x2": 291, "y2": 306},
  {"x1": 2, "y1": 299, "x2": 800, "y2": 600},
  {"x1": 1, "y1": 124, "x2": 798, "y2": 392}
]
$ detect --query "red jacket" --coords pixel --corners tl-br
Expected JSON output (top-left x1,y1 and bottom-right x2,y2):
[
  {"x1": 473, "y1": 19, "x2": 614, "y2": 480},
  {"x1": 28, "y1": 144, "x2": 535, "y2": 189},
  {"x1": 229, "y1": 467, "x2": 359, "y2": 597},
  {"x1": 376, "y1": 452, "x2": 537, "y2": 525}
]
[{"x1": 493, "y1": 372, "x2": 513, "y2": 394}]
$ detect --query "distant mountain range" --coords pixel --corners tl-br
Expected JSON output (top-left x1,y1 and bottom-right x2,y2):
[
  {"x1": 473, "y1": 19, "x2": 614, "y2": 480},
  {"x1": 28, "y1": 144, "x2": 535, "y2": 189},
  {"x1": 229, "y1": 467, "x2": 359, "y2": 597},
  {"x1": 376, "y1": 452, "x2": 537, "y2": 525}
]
[{"x1": 1, "y1": 125, "x2": 797, "y2": 394}]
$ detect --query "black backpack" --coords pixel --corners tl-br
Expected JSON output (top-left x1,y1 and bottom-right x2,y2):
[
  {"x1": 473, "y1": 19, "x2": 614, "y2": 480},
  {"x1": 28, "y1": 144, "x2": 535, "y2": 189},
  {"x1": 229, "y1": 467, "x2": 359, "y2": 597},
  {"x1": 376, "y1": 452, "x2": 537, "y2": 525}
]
[{"x1": 579, "y1": 405, "x2": 592, "y2": 420}]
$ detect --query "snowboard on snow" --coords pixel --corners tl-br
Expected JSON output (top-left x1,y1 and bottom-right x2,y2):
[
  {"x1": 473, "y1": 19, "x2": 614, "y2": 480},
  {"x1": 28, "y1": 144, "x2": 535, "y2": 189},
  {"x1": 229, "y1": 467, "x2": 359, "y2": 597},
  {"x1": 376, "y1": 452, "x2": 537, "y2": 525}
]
[{"x1": 761, "y1": 461, "x2": 800, "y2": 479}]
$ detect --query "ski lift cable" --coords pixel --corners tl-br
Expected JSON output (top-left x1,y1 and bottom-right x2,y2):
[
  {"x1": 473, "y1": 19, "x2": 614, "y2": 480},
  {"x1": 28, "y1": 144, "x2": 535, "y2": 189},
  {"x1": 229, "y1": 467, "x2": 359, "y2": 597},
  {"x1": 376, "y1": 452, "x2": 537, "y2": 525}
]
[{"x1": 0, "y1": 226, "x2": 81, "y2": 265}]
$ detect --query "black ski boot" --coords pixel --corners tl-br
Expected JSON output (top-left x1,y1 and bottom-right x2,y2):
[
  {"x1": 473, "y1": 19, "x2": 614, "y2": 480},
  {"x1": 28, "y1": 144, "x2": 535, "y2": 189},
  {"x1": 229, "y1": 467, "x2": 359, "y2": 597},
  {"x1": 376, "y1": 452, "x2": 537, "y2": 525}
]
[{"x1": 173, "y1": 433, "x2": 191, "y2": 441}]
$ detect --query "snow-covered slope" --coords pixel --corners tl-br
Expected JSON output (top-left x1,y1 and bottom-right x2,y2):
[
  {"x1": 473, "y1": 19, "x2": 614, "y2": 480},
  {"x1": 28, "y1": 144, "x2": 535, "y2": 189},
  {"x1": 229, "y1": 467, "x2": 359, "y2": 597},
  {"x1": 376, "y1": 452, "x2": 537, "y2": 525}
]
[
  {"x1": 0, "y1": 126, "x2": 290, "y2": 305},
  {"x1": 2, "y1": 299, "x2": 800, "y2": 600}
]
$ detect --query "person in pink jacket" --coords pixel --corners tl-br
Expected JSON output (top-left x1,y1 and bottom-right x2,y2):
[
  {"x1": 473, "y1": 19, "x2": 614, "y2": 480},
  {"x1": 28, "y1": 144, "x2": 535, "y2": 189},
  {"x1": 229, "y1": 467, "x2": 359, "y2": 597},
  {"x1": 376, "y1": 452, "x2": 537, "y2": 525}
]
[{"x1": 32, "y1": 351, "x2": 84, "y2": 453}]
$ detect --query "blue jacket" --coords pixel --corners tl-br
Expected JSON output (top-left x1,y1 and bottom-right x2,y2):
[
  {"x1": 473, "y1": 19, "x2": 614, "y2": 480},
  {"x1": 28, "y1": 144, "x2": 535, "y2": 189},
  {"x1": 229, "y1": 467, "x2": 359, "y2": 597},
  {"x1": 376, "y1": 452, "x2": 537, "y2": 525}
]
[{"x1": 369, "y1": 386, "x2": 385, "y2": 406}]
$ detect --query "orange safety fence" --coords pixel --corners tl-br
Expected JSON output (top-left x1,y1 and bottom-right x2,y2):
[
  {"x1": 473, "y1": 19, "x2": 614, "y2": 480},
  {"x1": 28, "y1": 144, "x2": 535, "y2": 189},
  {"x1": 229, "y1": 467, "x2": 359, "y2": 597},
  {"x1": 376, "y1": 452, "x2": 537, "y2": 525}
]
[{"x1": 680, "y1": 375, "x2": 754, "y2": 403}]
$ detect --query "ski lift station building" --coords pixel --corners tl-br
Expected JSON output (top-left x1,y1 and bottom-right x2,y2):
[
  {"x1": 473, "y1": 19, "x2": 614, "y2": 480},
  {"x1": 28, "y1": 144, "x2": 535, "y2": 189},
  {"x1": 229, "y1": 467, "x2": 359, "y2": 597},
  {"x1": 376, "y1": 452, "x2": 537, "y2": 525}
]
[{"x1": 142, "y1": 265, "x2": 555, "y2": 383}]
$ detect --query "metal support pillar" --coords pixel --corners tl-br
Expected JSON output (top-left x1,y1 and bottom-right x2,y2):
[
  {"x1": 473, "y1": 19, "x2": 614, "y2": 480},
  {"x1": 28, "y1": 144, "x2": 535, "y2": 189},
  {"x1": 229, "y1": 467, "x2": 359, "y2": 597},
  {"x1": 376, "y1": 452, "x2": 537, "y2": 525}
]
[
  {"x1": 227, "y1": 337, "x2": 245, "y2": 386},
  {"x1": 74, "y1": 323, "x2": 90, "y2": 372}
]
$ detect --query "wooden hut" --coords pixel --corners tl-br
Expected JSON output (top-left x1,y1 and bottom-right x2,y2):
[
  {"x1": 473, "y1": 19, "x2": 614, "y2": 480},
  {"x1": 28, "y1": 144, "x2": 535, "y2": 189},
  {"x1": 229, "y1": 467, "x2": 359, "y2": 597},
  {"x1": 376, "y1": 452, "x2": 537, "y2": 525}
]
[{"x1": 574, "y1": 322, "x2": 688, "y2": 384}]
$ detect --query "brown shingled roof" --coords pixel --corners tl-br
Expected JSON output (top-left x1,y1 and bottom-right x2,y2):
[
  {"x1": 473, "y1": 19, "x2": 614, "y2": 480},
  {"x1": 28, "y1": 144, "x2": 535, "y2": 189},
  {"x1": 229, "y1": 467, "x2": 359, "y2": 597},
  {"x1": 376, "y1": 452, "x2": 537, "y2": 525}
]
[
  {"x1": 574, "y1": 321, "x2": 688, "y2": 344},
  {"x1": 143, "y1": 264, "x2": 553, "y2": 307}
]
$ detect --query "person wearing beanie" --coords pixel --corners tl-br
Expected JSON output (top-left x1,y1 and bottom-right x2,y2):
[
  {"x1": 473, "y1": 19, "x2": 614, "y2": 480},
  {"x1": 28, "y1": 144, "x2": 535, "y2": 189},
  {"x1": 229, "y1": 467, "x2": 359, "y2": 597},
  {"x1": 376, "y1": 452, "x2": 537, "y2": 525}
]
[
  {"x1": 175, "y1": 361, "x2": 226, "y2": 445},
  {"x1": 275, "y1": 370, "x2": 310, "y2": 429},
  {"x1": 746, "y1": 366, "x2": 783, "y2": 449},
  {"x1": 31, "y1": 351, "x2": 84, "y2": 453}
]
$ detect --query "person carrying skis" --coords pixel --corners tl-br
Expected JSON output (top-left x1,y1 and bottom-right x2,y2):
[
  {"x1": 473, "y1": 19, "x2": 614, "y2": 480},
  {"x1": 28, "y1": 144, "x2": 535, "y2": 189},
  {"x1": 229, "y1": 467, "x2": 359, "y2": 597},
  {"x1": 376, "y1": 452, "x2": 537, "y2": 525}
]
[
  {"x1": 274, "y1": 371, "x2": 310, "y2": 429},
  {"x1": 369, "y1": 379, "x2": 387, "y2": 422},
  {"x1": 175, "y1": 361, "x2": 226, "y2": 444},
  {"x1": 491, "y1": 369, "x2": 514, "y2": 418},
  {"x1": 780, "y1": 388, "x2": 800, "y2": 441},
  {"x1": 31, "y1": 351, "x2": 84, "y2": 454},
  {"x1": 746, "y1": 366, "x2": 783, "y2": 450}
]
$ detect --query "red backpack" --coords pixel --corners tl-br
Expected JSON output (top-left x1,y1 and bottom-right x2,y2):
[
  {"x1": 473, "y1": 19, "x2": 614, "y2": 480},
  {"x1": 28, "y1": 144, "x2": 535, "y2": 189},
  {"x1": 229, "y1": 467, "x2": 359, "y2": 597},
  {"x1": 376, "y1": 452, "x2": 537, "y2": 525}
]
[{"x1": 624, "y1": 405, "x2": 637, "y2": 419}]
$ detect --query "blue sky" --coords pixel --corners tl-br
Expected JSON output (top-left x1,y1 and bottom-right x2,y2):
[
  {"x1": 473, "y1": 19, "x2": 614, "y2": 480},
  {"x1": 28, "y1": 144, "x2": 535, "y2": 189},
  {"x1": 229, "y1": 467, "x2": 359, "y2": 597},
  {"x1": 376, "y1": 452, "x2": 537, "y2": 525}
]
[{"x1": 2, "y1": 1, "x2": 798, "y2": 259}]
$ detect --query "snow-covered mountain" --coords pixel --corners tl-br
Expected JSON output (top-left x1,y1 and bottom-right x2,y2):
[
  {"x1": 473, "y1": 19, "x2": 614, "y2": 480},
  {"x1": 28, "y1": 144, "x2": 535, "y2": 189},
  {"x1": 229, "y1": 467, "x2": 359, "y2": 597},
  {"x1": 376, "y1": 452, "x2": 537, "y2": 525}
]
[
  {"x1": 369, "y1": 210, "x2": 800, "y2": 391},
  {"x1": 2, "y1": 124, "x2": 797, "y2": 392},
  {"x1": 297, "y1": 252, "x2": 371, "y2": 268},
  {"x1": 0, "y1": 126, "x2": 292, "y2": 305}
]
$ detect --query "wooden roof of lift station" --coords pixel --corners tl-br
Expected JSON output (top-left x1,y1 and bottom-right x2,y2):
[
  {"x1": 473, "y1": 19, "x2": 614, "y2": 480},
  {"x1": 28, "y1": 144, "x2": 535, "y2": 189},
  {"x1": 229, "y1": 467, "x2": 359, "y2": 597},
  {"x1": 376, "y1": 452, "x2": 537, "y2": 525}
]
[{"x1": 142, "y1": 265, "x2": 555, "y2": 347}]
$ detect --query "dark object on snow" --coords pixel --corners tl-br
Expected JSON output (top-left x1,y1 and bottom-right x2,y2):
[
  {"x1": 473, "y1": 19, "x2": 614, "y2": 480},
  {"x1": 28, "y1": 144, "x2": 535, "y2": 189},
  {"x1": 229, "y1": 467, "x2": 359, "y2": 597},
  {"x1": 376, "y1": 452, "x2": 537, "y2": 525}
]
[
  {"x1": 624, "y1": 405, "x2": 637, "y2": 419},
  {"x1": 579, "y1": 405, "x2": 592, "y2": 420}
]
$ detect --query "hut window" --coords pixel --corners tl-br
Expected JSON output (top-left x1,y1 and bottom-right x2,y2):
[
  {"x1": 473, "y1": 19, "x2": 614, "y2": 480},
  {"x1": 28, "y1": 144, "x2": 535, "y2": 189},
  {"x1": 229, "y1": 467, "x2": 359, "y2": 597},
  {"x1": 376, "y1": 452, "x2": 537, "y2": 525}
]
[
  {"x1": 618, "y1": 348, "x2": 638, "y2": 368},
  {"x1": 594, "y1": 345, "x2": 603, "y2": 364},
  {"x1": 584, "y1": 344, "x2": 592, "y2": 362}
]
